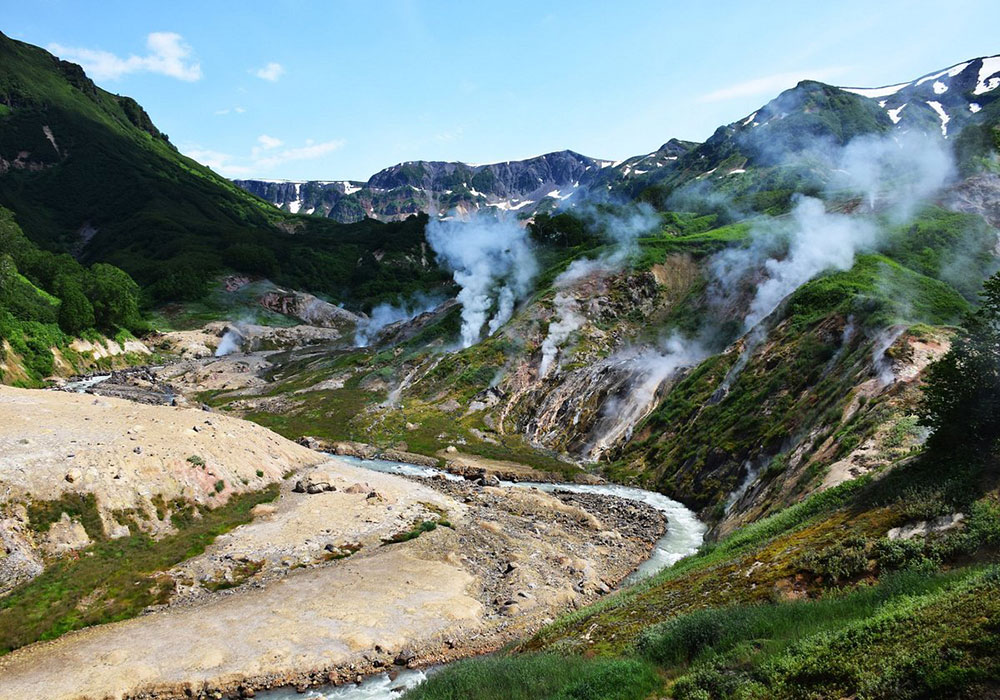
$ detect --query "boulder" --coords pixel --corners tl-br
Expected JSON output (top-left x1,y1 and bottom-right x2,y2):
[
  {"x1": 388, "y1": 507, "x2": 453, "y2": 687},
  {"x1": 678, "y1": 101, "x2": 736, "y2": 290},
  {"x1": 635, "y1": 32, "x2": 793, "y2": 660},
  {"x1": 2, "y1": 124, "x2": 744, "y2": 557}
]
[
  {"x1": 294, "y1": 471, "x2": 338, "y2": 495},
  {"x1": 43, "y1": 513, "x2": 92, "y2": 556}
]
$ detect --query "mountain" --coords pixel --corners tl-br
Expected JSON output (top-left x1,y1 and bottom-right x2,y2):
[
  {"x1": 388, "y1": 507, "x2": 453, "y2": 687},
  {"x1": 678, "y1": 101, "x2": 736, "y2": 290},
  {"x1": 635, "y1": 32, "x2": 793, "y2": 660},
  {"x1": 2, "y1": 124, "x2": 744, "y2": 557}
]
[
  {"x1": 3, "y1": 37, "x2": 1000, "y2": 700},
  {"x1": 236, "y1": 56, "x2": 1000, "y2": 225},
  {"x1": 842, "y1": 56, "x2": 1000, "y2": 137},
  {"x1": 194, "y1": 49, "x2": 1000, "y2": 694},
  {"x1": 234, "y1": 141, "x2": 700, "y2": 223},
  {"x1": 236, "y1": 150, "x2": 613, "y2": 223},
  {"x1": 0, "y1": 31, "x2": 440, "y2": 308}
]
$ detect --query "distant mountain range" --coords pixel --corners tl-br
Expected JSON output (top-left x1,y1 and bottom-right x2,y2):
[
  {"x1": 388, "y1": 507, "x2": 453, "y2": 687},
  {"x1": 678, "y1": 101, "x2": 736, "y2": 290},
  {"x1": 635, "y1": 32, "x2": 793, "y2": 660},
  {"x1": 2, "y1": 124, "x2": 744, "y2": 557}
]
[
  {"x1": 1, "y1": 26, "x2": 998, "y2": 301},
  {"x1": 234, "y1": 56, "x2": 1000, "y2": 223},
  {"x1": 233, "y1": 140, "x2": 697, "y2": 223}
]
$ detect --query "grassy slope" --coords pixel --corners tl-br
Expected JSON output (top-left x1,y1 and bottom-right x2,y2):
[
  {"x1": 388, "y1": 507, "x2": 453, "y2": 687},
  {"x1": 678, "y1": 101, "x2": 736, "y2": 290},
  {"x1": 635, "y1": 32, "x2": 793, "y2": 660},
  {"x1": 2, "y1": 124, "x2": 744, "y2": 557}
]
[
  {"x1": 0, "y1": 485, "x2": 279, "y2": 654},
  {"x1": 608, "y1": 207, "x2": 992, "y2": 520},
  {"x1": 0, "y1": 32, "x2": 449, "y2": 309},
  {"x1": 402, "y1": 452, "x2": 999, "y2": 700}
]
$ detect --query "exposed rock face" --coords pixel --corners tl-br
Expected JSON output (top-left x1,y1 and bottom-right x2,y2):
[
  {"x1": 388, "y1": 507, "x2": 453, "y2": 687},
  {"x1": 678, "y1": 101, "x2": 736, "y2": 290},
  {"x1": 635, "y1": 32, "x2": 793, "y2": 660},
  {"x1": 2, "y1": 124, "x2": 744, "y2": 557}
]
[
  {"x1": 486, "y1": 257, "x2": 700, "y2": 461},
  {"x1": 947, "y1": 173, "x2": 1000, "y2": 229},
  {"x1": 158, "y1": 321, "x2": 347, "y2": 360},
  {"x1": 42, "y1": 513, "x2": 91, "y2": 556},
  {"x1": 0, "y1": 509, "x2": 43, "y2": 596},
  {"x1": 233, "y1": 147, "x2": 696, "y2": 223},
  {"x1": 371, "y1": 299, "x2": 460, "y2": 347},
  {"x1": 258, "y1": 290, "x2": 362, "y2": 329}
]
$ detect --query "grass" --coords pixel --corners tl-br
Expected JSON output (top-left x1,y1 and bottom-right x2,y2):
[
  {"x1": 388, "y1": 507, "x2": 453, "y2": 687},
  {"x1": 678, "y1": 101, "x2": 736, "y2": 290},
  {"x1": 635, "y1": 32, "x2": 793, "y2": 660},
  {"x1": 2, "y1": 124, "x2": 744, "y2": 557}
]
[
  {"x1": 402, "y1": 653, "x2": 661, "y2": 700},
  {"x1": 0, "y1": 485, "x2": 278, "y2": 654},
  {"x1": 664, "y1": 566, "x2": 1000, "y2": 699},
  {"x1": 638, "y1": 567, "x2": 969, "y2": 668},
  {"x1": 25, "y1": 492, "x2": 105, "y2": 540},
  {"x1": 382, "y1": 519, "x2": 438, "y2": 545}
]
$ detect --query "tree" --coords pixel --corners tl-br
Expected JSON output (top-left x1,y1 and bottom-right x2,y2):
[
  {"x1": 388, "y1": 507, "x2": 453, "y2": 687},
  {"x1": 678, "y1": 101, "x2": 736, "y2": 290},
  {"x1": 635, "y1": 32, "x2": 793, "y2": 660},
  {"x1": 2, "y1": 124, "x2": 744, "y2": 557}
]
[
  {"x1": 55, "y1": 276, "x2": 95, "y2": 334},
  {"x1": 89, "y1": 263, "x2": 141, "y2": 331},
  {"x1": 919, "y1": 272, "x2": 1000, "y2": 455}
]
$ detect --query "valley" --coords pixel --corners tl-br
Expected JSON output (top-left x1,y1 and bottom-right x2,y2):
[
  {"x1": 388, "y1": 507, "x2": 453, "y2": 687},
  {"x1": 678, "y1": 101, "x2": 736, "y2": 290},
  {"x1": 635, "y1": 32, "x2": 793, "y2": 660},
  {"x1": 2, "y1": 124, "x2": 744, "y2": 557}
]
[{"x1": 0, "y1": 20, "x2": 999, "y2": 700}]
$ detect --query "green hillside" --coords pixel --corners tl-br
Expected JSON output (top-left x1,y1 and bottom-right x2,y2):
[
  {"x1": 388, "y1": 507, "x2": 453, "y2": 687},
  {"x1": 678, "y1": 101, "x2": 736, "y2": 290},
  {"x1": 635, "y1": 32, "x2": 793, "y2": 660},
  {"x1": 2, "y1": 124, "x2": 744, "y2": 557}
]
[{"x1": 0, "y1": 31, "x2": 446, "y2": 308}]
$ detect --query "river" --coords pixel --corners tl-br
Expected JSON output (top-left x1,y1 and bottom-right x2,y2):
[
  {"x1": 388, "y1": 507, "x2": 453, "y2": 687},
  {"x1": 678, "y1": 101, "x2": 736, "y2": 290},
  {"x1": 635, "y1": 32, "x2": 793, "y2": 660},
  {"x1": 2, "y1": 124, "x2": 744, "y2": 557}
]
[{"x1": 258, "y1": 456, "x2": 706, "y2": 699}]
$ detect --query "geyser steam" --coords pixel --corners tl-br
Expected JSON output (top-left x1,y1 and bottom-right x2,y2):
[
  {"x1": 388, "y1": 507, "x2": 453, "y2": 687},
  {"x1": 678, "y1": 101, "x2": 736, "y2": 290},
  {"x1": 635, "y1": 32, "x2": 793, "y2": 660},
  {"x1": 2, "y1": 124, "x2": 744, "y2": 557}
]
[
  {"x1": 215, "y1": 325, "x2": 245, "y2": 356},
  {"x1": 355, "y1": 294, "x2": 443, "y2": 347},
  {"x1": 426, "y1": 214, "x2": 538, "y2": 348},
  {"x1": 539, "y1": 203, "x2": 660, "y2": 377}
]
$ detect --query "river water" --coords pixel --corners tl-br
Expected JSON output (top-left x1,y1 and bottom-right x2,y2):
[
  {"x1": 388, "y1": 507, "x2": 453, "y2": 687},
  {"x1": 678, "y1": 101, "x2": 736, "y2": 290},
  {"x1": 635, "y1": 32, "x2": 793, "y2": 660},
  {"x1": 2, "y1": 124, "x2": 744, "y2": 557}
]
[{"x1": 258, "y1": 456, "x2": 705, "y2": 700}]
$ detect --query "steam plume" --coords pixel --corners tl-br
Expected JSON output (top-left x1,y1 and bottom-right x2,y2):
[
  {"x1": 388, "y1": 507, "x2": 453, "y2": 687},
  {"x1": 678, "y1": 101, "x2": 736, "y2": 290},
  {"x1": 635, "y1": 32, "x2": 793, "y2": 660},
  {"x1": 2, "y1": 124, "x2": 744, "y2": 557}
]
[
  {"x1": 355, "y1": 294, "x2": 444, "y2": 347},
  {"x1": 539, "y1": 203, "x2": 660, "y2": 376},
  {"x1": 538, "y1": 293, "x2": 584, "y2": 377},
  {"x1": 425, "y1": 214, "x2": 537, "y2": 348},
  {"x1": 215, "y1": 325, "x2": 245, "y2": 356}
]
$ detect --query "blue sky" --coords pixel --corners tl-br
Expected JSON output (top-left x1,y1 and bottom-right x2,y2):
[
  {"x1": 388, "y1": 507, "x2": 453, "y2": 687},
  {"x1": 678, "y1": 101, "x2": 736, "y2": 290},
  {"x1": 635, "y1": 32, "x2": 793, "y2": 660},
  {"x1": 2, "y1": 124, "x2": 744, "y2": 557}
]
[{"x1": 3, "y1": 0, "x2": 999, "y2": 180}]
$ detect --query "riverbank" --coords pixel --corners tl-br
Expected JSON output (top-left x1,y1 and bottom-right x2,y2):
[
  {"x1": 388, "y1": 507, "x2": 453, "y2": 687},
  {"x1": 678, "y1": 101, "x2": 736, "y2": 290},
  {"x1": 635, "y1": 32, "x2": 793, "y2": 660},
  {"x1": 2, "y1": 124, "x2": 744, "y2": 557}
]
[{"x1": 0, "y1": 388, "x2": 674, "y2": 699}]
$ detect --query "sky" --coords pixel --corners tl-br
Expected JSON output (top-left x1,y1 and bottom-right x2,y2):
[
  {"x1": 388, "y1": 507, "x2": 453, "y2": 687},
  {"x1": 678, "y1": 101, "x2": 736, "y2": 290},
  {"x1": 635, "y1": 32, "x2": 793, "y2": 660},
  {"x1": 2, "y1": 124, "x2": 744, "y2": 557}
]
[{"x1": 3, "y1": 0, "x2": 999, "y2": 181}]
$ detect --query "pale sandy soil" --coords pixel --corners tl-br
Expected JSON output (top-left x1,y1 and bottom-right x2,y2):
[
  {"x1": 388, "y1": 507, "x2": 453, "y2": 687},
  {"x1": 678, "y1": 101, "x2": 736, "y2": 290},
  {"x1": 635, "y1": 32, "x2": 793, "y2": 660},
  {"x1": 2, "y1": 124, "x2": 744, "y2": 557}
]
[
  {"x1": 0, "y1": 385, "x2": 323, "y2": 531},
  {"x1": 0, "y1": 387, "x2": 661, "y2": 700},
  {"x1": 0, "y1": 547, "x2": 481, "y2": 700}
]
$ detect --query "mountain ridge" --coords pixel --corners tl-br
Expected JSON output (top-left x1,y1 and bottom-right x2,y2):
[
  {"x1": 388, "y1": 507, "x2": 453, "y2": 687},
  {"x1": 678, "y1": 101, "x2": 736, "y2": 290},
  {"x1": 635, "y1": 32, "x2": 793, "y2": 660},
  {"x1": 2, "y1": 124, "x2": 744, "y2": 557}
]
[{"x1": 233, "y1": 54, "x2": 1000, "y2": 223}]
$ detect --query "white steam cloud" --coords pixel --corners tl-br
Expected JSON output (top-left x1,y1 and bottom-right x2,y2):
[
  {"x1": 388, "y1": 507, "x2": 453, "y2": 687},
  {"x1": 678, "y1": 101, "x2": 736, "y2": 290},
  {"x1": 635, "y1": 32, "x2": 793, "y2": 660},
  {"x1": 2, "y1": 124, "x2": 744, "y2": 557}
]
[
  {"x1": 872, "y1": 326, "x2": 906, "y2": 387},
  {"x1": 355, "y1": 294, "x2": 443, "y2": 347},
  {"x1": 708, "y1": 130, "x2": 956, "y2": 399},
  {"x1": 426, "y1": 215, "x2": 538, "y2": 348},
  {"x1": 588, "y1": 334, "x2": 709, "y2": 460},
  {"x1": 539, "y1": 204, "x2": 661, "y2": 377},
  {"x1": 745, "y1": 197, "x2": 876, "y2": 329},
  {"x1": 832, "y1": 131, "x2": 956, "y2": 218},
  {"x1": 539, "y1": 293, "x2": 584, "y2": 378},
  {"x1": 215, "y1": 325, "x2": 245, "y2": 356}
]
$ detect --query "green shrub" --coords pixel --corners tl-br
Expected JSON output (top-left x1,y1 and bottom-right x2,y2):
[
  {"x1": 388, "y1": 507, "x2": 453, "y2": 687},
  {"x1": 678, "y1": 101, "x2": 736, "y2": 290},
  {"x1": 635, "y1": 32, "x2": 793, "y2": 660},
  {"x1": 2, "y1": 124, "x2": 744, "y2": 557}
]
[{"x1": 796, "y1": 534, "x2": 871, "y2": 583}]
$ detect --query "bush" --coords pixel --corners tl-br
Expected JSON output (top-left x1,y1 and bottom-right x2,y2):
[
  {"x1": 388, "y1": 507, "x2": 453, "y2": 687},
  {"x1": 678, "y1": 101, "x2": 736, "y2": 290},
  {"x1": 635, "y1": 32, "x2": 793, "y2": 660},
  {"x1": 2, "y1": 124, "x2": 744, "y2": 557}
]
[{"x1": 796, "y1": 534, "x2": 871, "y2": 583}]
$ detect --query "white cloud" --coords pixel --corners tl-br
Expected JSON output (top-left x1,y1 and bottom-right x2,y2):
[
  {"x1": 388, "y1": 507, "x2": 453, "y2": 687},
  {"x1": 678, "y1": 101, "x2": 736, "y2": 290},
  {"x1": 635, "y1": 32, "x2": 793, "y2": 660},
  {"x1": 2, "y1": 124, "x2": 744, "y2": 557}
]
[
  {"x1": 697, "y1": 67, "x2": 847, "y2": 102},
  {"x1": 255, "y1": 140, "x2": 344, "y2": 168},
  {"x1": 214, "y1": 106, "x2": 246, "y2": 116},
  {"x1": 254, "y1": 62, "x2": 285, "y2": 82},
  {"x1": 181, "y1": 137, "x2": 344, "y2": 177},
  {"x1": 256, "y1": 134, "x2": 283, "y2": 149},
  {"x1": 48, "y1": 32, "x2": 202, "y2": 82},
  {"x1": 181, "y1": 148, "x2": 242, "y2": 173}
]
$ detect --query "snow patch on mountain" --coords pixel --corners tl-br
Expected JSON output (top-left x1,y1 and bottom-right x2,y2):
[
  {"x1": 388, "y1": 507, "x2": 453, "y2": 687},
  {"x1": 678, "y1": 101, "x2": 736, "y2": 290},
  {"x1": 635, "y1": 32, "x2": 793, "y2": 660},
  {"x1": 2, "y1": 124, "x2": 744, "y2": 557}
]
[
  {"x1": 974, "y1": 56, "x2": 1000, "y2": 94},
  {"x1": 843, "y1": 82, "x2": 910, "y2": 98},
  {"x1": 926, "y1": 100, "x2": 951, "y2": 137}
]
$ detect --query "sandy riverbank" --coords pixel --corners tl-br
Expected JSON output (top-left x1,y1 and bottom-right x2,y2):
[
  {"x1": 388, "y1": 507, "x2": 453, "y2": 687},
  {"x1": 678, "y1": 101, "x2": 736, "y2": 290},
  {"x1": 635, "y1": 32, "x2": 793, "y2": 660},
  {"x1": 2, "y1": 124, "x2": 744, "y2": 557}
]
[{"x1": 0, "y1": 385, "x2": 663, "y2": 700}]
